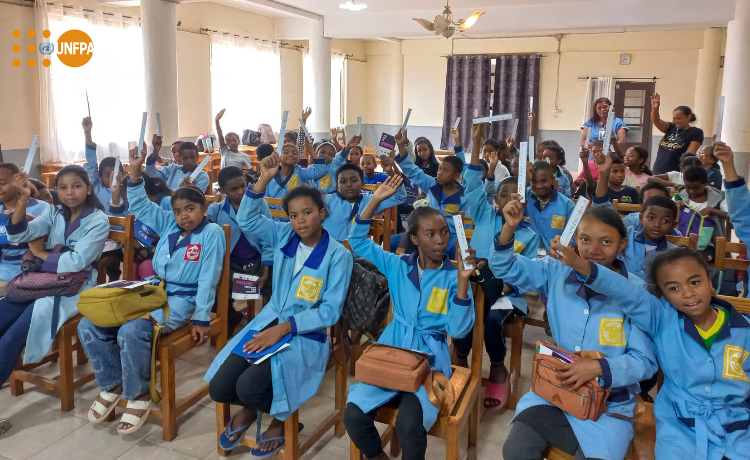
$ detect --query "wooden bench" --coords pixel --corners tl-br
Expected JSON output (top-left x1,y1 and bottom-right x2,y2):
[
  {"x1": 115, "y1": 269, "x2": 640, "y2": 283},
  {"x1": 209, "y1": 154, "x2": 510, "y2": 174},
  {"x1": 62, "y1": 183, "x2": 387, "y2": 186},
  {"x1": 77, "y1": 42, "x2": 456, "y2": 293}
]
[{"x1": 9, "y1": 214, "x2": 135, "y2": 411}]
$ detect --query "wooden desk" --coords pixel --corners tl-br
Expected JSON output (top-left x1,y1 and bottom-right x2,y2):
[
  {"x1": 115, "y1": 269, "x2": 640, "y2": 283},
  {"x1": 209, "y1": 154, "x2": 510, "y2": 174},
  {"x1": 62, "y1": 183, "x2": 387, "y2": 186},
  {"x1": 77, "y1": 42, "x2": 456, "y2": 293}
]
[{"x1": 39, "y1": 161, "x2": 86, "y2": 175}]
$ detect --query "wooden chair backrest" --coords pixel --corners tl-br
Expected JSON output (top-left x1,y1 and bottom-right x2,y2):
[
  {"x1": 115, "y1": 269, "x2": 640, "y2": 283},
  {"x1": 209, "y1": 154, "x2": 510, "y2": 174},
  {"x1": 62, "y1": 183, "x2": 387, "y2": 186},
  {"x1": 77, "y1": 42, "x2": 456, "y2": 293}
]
[
  {"x1": 715, "y1": 237, "x2": 750, "y2": 272},
  {"x1": 204, "y1": 194, "x2": 222, "y2": 204},
  {"x1": 215, "y1": 225, "x2": 232, "y2": 325},
  {"x1": 666, "y1": 235, "x2": 696, "y2": 250},
  {"x1": 104, "y1": 214, "x2": 136, "y2": 281},
  {"x1": 454, "y1": 212, "x2": 475, "y2": 261},
  {"x1": 264, "y1": 197, "x2": 288, "y2": 219},
  {"x1": 718, "y1": 295, "x2": 750, "y2": 314},
  {"x1": 364, "y1": 146, "x2": 376, "y2": 156},
  {"x1": 363, "y1": 184, "x2": 379, "y2": 193},
  {"x1": 612, "y1": 199, "x2": 642, "y2": 214}
]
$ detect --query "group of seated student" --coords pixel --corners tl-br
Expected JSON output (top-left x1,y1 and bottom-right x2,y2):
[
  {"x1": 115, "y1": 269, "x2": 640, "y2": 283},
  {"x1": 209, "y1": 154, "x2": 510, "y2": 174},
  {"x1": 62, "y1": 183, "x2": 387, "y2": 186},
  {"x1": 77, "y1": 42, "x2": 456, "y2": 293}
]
[{"x1": 0, "y1": 104, "x2": 748, "y2": 460}]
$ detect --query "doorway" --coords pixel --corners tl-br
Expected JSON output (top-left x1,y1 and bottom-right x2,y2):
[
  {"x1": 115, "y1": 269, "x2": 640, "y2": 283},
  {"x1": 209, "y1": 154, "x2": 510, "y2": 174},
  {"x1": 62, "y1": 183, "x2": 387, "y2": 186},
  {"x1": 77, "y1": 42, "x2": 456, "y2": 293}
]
[{"x1": 613, "y1": 81, "x2": 655, "y2": 154}]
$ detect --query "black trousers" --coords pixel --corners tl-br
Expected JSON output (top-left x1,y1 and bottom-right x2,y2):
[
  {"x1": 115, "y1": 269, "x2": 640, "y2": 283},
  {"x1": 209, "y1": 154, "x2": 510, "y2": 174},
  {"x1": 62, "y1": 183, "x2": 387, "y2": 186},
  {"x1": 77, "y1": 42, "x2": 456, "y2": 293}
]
[
  {"x1": 208, "y1": 352, "x2": 274, "y2": 413},
  {"x1": 344, "y1": 393, "x2": 426, "y2": 460},
  {"x1": 503, "y1": 405, "x2": 602, "y2": 460}
]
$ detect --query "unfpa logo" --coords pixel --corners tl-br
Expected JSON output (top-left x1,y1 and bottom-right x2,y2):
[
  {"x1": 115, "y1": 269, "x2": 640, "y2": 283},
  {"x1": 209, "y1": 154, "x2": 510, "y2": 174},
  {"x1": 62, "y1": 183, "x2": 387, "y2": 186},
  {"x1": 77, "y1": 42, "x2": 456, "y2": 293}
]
[{"x1": 11, "y1": 29, "x2": 93, "y2": 68}]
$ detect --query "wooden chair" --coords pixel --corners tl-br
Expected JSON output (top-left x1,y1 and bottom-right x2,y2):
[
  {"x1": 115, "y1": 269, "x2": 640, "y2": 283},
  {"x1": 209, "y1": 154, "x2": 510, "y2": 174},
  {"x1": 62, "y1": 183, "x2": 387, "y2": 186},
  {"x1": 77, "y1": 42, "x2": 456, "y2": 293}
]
[
  {"x1": 264, "y1": 197, "x2": 289, "y2": 220},
  {"x1": 216, "y1": 321, "x2": 348, "y2": 459},
  {"x1": 612, "y1": 199, "x2": 642, "y2": 215},
  {"x1": 41, "y1": 171, "x2": 57, "y2": 189},
  {"x1": 719, "y1": 294, "x2": 750, "y2": 313},
  {"x1": 714, "y1": 237, "x2": 749, "y2": 288},
  {"x1": 205, "y1": 194, "x2": 223, "y2": 204},
  {"x1": 111, "y1": 224, "x2": 232, "y2": 441},
  {"x1": 666, "y1": 235, "x2": 697, "y2": 249},
  {"x1": 364, "y1": 146, "x2": 377, "y2": 156},
  {"x1": 363, "y1": 184, "x2": 397, "y2": 252},
  {"x1": 349, "y1": 283, "x2": 486, "y2": 460},
  {"x1": 9, "y1": 214, "x2": 136, "y2": 411}
]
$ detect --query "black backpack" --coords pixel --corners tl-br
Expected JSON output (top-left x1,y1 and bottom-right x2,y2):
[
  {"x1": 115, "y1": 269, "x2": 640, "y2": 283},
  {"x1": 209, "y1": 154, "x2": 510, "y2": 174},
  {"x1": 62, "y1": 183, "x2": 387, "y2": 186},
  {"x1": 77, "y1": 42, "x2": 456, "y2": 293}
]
[
  {"x1": 242, "y1": 129, "x2": 262, "y2": 146},
  {"x1": 342, "y1": 259, "x2": 390, "y2": 340}
]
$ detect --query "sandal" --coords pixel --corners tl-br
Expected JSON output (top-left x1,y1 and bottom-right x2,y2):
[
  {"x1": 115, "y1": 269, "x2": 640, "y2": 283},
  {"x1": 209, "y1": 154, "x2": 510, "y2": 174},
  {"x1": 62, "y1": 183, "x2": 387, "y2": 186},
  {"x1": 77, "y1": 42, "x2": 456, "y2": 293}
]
[
  {"x1": 88, "y1": 390, "x2": 122, "y2": 423},
  {"x1": 249, "y1": 413, "x2": 304, "y2": 458},
  {"x1": 219, "y1": 411, "x2": 257, "y2": 451},
  {"x1": 117, "y1": 399, "x2": 152, "y2": 435},
  {"x1": 484, "y1": 377, "x2": 509, "y2": 411}
]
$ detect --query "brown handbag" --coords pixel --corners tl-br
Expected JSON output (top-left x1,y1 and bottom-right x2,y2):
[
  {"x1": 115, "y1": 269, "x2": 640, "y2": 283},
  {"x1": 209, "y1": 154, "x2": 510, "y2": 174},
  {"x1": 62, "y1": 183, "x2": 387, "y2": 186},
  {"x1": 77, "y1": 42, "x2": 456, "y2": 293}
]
[
  {"x1": 532, "y1": 341, "x2": 612, "y2": 421},
  {"x1": 355, "y1": 343, "x2": 455, "y2": 407}
]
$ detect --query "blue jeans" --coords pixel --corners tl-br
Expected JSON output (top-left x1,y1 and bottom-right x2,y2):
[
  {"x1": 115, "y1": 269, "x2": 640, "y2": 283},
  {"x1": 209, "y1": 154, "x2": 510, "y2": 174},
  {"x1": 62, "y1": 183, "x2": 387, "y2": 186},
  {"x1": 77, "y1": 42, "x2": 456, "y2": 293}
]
[
  {"x1": 78, "y1": 317, "x2": 153, "y2": 400},
  {"x1": 0, "y1": 298, "x2": 34, "y2": 386}
]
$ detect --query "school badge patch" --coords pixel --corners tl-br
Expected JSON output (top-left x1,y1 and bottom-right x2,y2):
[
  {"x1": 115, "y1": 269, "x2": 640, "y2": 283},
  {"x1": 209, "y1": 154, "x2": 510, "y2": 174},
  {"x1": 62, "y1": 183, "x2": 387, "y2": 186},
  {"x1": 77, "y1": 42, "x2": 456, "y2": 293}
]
[
  {"x1": 444, "y1": 204, "x2": 460, "y2": 215},
  {"x1": 513, "y1": 240, "x2": 527, "y2": 254},
  {"x1": 599, "y1": 318, "x2": 627, "y2": 347},
  {"x1": 426, "y1": 287, "x2": 449, "y2": 315},
  {"x1": 722, "y1": 344, "x2": 750, "y2": 382},
  {"x1": 296, "y1": 275, "x2": 323, "y2": 302},
  {"x1": 183, "y1": 244, "x2": 202, "y2": 262},
  {"x1": 287, "y1": 175, "x2": 299, "y2": 189},
  {"x1": 319, "y1": 174, "x2": 332, "y2": 190},
  {"x1": 551, "y1": 215, "x2": 566, "y2": 230}
]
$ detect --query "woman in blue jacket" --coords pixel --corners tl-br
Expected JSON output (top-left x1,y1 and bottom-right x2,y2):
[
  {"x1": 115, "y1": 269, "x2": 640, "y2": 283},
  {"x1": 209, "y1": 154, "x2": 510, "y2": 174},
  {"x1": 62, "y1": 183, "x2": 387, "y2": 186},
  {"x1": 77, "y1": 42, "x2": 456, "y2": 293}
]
[{"x1": 345, "y1": 175, "x2": 475, "y2": 460}]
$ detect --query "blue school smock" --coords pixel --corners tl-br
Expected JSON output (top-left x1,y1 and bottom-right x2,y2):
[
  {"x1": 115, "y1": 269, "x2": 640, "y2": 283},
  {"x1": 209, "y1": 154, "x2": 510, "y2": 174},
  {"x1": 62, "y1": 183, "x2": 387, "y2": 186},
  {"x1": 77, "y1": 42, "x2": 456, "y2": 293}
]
[
  {"x1": 585, "y1": 263, "x2": 750, "y2": 460},
  {"x1": 127, "y1": 179, "x2": 225, "y2": 330},
  {"x1": 725, "y1": 177, "x2": 750, "y2": 249},
  {"x1": 346, "y1": 217, "x2": 474, "y2": 430},
  {"x1": 0, "y1": 198, "x2": 50, "y2": 281},
  {"x1": 490, "y1": 243, "x2": 658, "y2": 460},
  {"x1": 364, "y1": 173, "x2": 390, "y2": 185},
  {"x1": 555, "y1": 165, "x2": 572, "y2": 198},
  {"x1": 145, "y1": 157, "x2": 210, "y2": 193},
  {"x1": 207, "y1": 197, "x2": 273, "y2": 266},
  {"x1": 396, "y1": 152, "x2": 468, "y2": 236},
  {"x1": 619, "y1": 226, "x2": 676, "y2": 281},
  {"x1": 524, "y1": 188, "x2": 576, "y2": 250},
  {"x1": 205, "y1": 189, "x2": 353, "y2": 421},
  {"x1": 311, "y1": 148, "x2": 349, "y2": 194},
  {"x1": 84, "y1": 143, "x2": 128, "y2": 217},
  {"x1": 6, "y1": 204, "x2": 110, "y2": 364},
  {"x1": 323, "y1": 187, "x2": 406, "y2": 242}
]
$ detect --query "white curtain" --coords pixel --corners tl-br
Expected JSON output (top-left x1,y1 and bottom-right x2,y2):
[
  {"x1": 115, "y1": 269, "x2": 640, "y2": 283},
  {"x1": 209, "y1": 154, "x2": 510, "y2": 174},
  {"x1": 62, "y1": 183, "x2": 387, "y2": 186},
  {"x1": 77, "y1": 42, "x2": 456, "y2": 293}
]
[
  {"x1": 210, "y1": 33, "x2": 281, "y2": 138},
  {"x1": 582, "y1": 76, "x2": 614, "y2": 124},
  {"x1": 303, "y1": 51, "x2": 346, "y2": 128},
  {"x1": 46, "y1": 3, "x2": 145, "y2": 163}
]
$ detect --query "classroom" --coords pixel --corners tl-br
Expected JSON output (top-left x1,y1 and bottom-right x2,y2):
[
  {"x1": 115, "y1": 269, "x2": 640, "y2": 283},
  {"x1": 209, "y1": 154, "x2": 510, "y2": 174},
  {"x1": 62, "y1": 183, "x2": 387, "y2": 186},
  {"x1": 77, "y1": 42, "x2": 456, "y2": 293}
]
[{"x1": 0, "y1": 0, "x2": 749, "y2": 459}]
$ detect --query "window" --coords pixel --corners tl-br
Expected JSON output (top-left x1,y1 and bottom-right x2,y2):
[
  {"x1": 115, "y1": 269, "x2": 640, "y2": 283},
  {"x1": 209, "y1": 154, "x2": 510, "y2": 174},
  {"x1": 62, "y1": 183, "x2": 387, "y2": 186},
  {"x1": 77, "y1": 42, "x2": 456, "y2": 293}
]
[{"x1": 303, "y1": 51, "x2": 345, "y2": 127}]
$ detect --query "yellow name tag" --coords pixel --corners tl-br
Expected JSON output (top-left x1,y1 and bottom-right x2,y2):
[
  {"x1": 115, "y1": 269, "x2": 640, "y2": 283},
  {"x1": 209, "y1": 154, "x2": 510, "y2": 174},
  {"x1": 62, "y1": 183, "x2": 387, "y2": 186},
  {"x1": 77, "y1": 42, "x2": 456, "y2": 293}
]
[
  {"x1": 723, "y1": 344, "x2": 750, "y2": 382},
  {"x1": 426, "y1": 287, "x2": 449, "y2": 315},
  {"x1": 514, "y1": 240, "x2": 527, "y2": 254},
  {"x1": 551, "y1": 215, "x2": 566, "y2": 230},
  {"x1": 287, "y1": 175, "x2": 299, "y2": 190},
  {"x1": 319, "y1": 173, "x2": 332, "y2": 190},
  {"x1": 599, "y1": 318, "x2": 627, "y2": 347},
  {"x1": 296, "y1": 275, "x2": 323, "y2": 302},
  {"x1": 444, "y1": 204, "x2": 460, "y2": 215}
]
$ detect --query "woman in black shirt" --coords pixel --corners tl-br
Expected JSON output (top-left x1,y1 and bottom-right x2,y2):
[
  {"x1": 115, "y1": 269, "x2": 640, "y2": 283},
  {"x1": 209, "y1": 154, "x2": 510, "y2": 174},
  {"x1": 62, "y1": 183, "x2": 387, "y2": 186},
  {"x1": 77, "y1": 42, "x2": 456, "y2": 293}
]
[
  {"x1": 651, "y1": 93, "x2": 704, "y2": 174},
  {"x1": 413, "y1": 137, "x2": 440, "y2": 178}
]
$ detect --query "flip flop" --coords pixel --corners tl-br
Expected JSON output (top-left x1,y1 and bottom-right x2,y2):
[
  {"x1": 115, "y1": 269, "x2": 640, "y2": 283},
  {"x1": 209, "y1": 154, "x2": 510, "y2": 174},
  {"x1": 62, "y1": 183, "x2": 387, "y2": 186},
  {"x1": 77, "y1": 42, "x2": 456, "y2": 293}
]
[
  {"x1": 249, "y1": 412, "x2": 304, "y2": 458},
  {"x1": 219, "y1": 412, "x2": 257, "y2": 451},
  {"x1": 117, "y1": 399, "x2": 152, "y2": 435},
  {"x1": 88, "y1": 390, "x2": 122, "y2": 423},
  {"x1": 484, "y1": 377, "x2": 509, "y2": 411}
]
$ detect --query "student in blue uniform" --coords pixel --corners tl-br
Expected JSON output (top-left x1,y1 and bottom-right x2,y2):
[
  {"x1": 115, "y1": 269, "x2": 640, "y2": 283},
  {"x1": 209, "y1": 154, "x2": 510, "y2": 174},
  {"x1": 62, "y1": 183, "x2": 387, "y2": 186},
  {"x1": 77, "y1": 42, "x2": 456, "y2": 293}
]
[
  {"x1": 620, "y1": 182, "x2": 676, "y2": 233},
  {"x1": 0, "y1": 163, "x2": 50, "y2": 290},
  {"x1": 310, "y1": 136, "x2": 359, "y2": 194},
  {"x1": 324, "y1": 163, "x2": 405, "y2": 243},
  {"x1": 452, "y1": 145, "x2": 540, "y2": 411},
  {"x1": 360, "y1": 154, "x2": 389, "y2": 186},
  {"x1": 715, "y1": 141, "x2": 750, "y2": 245},
  {"x1": 206, "y1": 152, "x2": 353, "y2": 456},
  {"x1": 395, "y1": 130, "x2": 467, "y2": 257},
  {"x1": 80, "y1": 145, "x2": 226, "y2": 436},
  {"x1": 542, "y1": 145, "x2": 572, "y2": 198},
  {"x1": 495, "y1": 201, "x2": 657, "y2": 460},
  {"x1": 207, "y1": 166, "x2": 273, "y2": 334},
  {"x1": 143, "y1": 174, "x2": 173, "y2": 211},
  {"x1": 345, "y1": 176, "x2": 475, "y2": 460},
  {"x1": 555, "y1": 240, "x2": 750, "y2": 460},
  {"x1": 264, "y1": 141, "x2": 328, "y2": 220},
  {"x1": 0, "y1": 166, "x2": 109, "y2": 394},
  {"x1": 524, "y1": 161, "x2": 576, "y2": 251},
  {"x1": 81, "y1": 117, "x2": 127, "y2": 218},
  {"x1": 145, "y1": 137, "x2": 211, "y2": 193}
]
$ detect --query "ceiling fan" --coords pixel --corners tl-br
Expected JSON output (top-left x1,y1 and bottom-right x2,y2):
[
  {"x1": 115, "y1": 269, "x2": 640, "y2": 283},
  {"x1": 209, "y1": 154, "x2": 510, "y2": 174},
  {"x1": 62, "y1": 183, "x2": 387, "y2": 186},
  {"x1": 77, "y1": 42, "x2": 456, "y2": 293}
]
[{"x1": 413, "y1": 1, "x2": 485, "y2": 38}]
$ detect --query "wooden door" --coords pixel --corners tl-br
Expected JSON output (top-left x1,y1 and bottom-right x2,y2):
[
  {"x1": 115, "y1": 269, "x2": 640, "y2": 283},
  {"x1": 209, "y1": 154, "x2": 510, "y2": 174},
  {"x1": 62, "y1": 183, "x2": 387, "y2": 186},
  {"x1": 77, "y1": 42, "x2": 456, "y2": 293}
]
[{"x1": 614, "y1": 81, "x2": 655, "y2": 153}]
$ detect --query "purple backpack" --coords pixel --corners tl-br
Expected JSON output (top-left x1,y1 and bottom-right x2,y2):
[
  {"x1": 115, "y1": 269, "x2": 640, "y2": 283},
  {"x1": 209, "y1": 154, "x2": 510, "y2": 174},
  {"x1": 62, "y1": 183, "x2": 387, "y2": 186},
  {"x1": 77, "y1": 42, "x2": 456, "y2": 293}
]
[
  {"x1": 5, "y1": 245, "x2": 91, "y2": 304},
  {"x1": 677, "y1": 205, "x2": 718, "y2": 250}
]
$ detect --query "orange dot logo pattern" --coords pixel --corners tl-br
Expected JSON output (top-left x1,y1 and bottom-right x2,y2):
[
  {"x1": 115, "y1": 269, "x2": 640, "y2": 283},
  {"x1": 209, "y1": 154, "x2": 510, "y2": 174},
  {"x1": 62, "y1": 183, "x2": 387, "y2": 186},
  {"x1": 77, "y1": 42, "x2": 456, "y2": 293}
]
[{"x1": 11, "y1": 29, "x2": 54, "y2": 67}]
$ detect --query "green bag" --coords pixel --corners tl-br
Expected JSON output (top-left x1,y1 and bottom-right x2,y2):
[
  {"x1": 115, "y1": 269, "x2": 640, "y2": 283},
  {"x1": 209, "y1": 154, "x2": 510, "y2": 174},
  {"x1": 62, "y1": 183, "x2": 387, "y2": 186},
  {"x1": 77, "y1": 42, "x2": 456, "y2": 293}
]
[{"x1": 78, "y1": 281, "x2": 169, "y2": 403}]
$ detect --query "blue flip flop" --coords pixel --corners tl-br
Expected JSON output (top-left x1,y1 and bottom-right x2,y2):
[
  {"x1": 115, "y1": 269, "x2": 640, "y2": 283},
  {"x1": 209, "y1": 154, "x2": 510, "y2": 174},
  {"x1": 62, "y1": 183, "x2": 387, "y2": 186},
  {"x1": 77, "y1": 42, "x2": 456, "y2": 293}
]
[
  {"x1": 219, "y1": 412, "x2": 257, "y2": 451},
  {"x1": 249, "y1": 412, "x2": 304, "y2": 458}
]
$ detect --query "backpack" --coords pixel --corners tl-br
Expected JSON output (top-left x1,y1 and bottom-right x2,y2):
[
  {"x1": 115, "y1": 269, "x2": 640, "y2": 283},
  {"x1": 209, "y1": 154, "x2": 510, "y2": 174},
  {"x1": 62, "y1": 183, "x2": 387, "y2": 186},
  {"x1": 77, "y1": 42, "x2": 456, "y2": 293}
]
[
  {"x1": 342, "y1": 259, "x2": 390, "y2": 340},
  {"x1": 5, "y1": 245, "x2": 91, "y2": 304},
  {"x1": 242, "y1": 129, "x2": 262, "y2": 147},
  {"x1": 258, "y1": 124, "x2": 277, "y2": 144},
  {"x1": 677, "y1": 205, "x2": 718, "y2": 251}
]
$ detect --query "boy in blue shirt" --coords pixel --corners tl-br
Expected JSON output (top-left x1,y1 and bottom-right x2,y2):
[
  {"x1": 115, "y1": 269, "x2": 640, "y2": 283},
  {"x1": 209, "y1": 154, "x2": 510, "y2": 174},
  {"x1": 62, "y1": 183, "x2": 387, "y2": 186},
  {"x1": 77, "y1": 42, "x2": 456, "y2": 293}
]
[
  {"x1": 145, "y1": 138, "x2": 211, "y2": 193},
  {"x1": 524, "y1": 161, "x2": 575, "y2": 251},
  {"x1": 360, "y1": 154, "x2": 389, "y2": 186}
]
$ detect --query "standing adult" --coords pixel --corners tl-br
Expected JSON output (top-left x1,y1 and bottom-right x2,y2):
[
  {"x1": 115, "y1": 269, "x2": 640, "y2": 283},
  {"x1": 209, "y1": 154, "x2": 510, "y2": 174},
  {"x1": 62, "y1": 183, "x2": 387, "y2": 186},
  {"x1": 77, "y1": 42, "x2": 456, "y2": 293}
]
[
  {"x1": 580, "y1": 97, "x2": 628, "y2": 160},
  {"x1": 651, "y1": 93, "x2": 704, "y2": 174}
]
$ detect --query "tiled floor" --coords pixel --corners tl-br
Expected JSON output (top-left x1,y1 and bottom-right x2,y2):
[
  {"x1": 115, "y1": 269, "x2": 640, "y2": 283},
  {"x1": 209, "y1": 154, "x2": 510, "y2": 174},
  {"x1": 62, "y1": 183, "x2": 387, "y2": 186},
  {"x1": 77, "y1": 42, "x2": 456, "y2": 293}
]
[{"x1": 0, "y1": 320, "x2": 548, "y2": 460}]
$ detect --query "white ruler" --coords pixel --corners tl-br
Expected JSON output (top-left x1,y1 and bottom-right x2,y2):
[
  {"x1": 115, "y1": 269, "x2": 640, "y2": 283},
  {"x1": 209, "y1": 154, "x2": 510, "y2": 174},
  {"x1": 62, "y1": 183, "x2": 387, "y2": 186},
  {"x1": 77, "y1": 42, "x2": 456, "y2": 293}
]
[
  {"x1": 472, "y1": 113, "x2": 512, "y2": 124},
  {"x1": 156, "y1": 113, "x2": 162, "y2": 138},
  {"x1": 601, "y1": 106, "x2": 615, "y2": 155},
  {"x1": 401, "y1": 108, "x2": 412, "y2": 132},
  {"x1": 715, "y1": 96, "x2": 725, "y2": 142},
  {"x1": 276, "y1": 111, "x2": 289, "y2": 155},
  {"x1": 111, "y1": 157, "x2": 120, "y2": 187},
  {"x1": 137, "y1": 112, "x2": 147, "y2": 157},
  {"x1": 23, "y1": 135, "x2": 39, "y2": 174},
  {"x1": 518, "y1": 142, "x2": 528, "y2": 203},
  {"x1": 356, "y1": 116, "x2": 362, "y2": 136},
  {"x1": 453, "y1": 117, "x2": 461, "y2": 130},
  {"x1": 512, "y1": 118, "x2": 519, "y2": 138},
  {"x1": 559, "y1": 197, "x2": 590, "y2": 249},
  {"x1": 453, "y1": 215, "x2": 473, "y2": 270},
  {"x1": 190, "y1": 154, "x2": 212, "y2": 182},
  {"x1": 529, "y1": 135, "x2": 535, "y2": 162}
]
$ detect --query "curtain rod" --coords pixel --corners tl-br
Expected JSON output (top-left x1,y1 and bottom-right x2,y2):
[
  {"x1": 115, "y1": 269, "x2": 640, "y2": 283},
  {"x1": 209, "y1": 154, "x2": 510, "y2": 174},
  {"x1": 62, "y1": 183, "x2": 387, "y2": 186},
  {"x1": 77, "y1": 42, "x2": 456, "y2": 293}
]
[
  {"x1": 578, "y1": 76, "x2": 659, "y2": 81},
  {"x1": 199, "y1": 28, "x2": 353, "y2": 58},
  {"x1": 10, "y1": 0, "x2": 138, "y2": 18},
  {"x1": 440, "y1": 53, "x2": 546, "y2": 58}
]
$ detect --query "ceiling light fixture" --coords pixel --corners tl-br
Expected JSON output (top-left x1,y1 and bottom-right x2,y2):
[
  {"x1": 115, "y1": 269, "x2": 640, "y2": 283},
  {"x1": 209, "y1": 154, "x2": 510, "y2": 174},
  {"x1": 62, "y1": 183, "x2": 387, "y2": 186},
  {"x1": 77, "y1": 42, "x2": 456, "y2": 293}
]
[
  {"x1": 413, "y1": 1, "x2": 485, "y2": 38},
  {"x1": 339, "y1": 1, "x2": 367, "y2": 11}
]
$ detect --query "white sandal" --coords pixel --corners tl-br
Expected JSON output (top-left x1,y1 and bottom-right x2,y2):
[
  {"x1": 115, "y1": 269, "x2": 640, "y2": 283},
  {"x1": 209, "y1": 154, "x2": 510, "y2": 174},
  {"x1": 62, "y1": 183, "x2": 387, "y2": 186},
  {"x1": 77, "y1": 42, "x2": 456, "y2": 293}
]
[
  {"x1": 88, "y1": 391, "x2": 122, "y2": 423},
  {"x1": 117, "y1": 399, "x2": 153, "y2": 435}
]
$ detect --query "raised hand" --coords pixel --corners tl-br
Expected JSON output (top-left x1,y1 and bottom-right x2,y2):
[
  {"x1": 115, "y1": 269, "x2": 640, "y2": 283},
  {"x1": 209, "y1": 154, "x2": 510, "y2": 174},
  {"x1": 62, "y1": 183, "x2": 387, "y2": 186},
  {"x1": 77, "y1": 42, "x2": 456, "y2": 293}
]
[
  {"x1": 111, "y1": 168, "x2": 125, "y2": 197},
  {"x1": 502, "y1": 195, "x2": 525, "y2": 230},
  {"x1": 457, "y1": 248, "x2": 477, "y2": 280},
  {"x1": 259, "y1": 152, "x2": 281, "y2": 178},
  {"x1": 82, "y1": 117, "x2": 92, "y2": 132},
  {"x1": 371, "y1": 174, "x2": 403, "y2": 203},
  {"x1": 151, "y1": 134, "x2": 163, "y2": 158},
  {"x1": 594, "y1": 149, "x2": 612, "y2": 174},
  {"x1": 488, "y1": 150, "x2": 499, "y2": 170},
  {"x1": 579, "y1": 147, "x2": 589, "y2": 162},
  {"x1": 180, "y1": 175, "x2": 196, "y2": 188},
  {"x1": 506, "y1": 136, "x2": 514, "y2": 149},
  {"x1": 215, "y1": 108, "x2": 226, "y2": 122},
  {"x1": 713, "y1": 141, "x2": 734, "y2": 164},
  {"x1": 651, "y1": 93, "x2": 660, "y2": 109},
  {"x1": 347, "y1": 134, "x2": 363, "y2": 150},
  {"x1": 302, "y1": 107, "x2": 312, "y2": 123},
  {"x1": 471, "y1": 118, "x2": 484, "y2": 140},
  {"x1": 394, "y1": 129, "x2": 409, "y2": 146},
  {"x1": 12, "y1": 172, "x2": 31, "y2": 200},
  {"x1": 548, "y1": 236, "x2": 587, "y2": 273},
  {"x1": 528, "y1": 109, "x2": 536, "y2": 121},
  {"x1": 451, "y1": 127, "x2": 460, "y2": 146}
]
